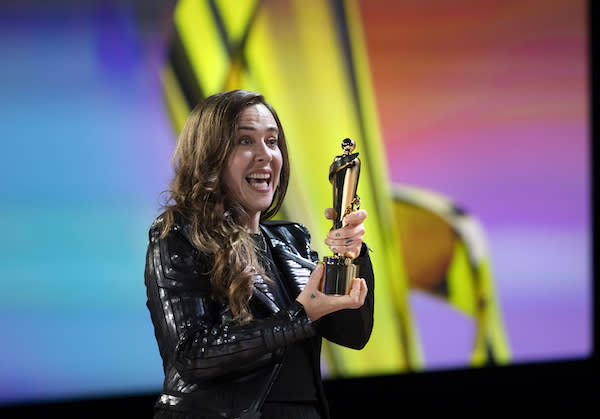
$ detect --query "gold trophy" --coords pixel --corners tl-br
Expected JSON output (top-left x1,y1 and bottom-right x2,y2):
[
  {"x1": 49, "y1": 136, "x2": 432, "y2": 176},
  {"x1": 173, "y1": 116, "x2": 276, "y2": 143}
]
[{"x1": 321, "y1": 138, "x2": 362, "y2": 295}]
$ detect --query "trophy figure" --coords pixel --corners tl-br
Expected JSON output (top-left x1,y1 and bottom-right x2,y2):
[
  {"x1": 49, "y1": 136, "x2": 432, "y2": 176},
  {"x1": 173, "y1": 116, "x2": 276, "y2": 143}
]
[{"x1": 321, "y1": 138, "x2": 362, "y2": 295}]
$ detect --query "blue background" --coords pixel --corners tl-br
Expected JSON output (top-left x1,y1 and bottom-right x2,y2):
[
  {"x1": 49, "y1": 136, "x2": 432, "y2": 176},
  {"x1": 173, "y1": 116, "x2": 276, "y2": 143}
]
[{"x1": 0, "y1": 2, "x2": 173, "y2": 403}]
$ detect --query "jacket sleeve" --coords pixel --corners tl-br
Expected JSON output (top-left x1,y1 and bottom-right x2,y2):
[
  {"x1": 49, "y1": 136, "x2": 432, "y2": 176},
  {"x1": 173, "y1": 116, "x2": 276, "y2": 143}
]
[
  {"x1": 144, "y1": 218, "x2": 315, "y2": 382},
  {"x1": 314, "y1": 243, "x2": 375, "y2": 350},
  {"x1": 278, "y1": 222, "x2": 375, "y2": 350}
]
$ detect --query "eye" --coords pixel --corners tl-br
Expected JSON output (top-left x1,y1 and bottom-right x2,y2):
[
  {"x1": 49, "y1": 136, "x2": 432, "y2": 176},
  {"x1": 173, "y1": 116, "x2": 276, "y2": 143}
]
[
  {"x1": 266, "y1": 137, "x2": 279, "y2": 147},
  {"x1": 238, "y1": 136, "x2": 251, "y2": 145}
]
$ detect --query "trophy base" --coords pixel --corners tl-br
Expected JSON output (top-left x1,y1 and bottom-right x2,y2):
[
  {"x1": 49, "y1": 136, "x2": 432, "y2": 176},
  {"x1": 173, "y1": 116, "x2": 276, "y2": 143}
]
[{"x1": 321, "y1": 256, "x2": 359, "y2": 295}]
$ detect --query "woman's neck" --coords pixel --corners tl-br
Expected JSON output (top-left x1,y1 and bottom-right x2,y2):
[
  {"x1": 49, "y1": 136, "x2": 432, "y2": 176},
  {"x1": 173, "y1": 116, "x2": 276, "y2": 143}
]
[{"x1": 246, "y1": 212, "x2": 261, "y2": 234}]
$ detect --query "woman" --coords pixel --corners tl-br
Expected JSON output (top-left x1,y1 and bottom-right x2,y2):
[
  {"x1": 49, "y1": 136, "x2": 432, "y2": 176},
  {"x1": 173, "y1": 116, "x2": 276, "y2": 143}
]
[{"x1": 144, "y1": 89, "x2": 374, "y2": 419}]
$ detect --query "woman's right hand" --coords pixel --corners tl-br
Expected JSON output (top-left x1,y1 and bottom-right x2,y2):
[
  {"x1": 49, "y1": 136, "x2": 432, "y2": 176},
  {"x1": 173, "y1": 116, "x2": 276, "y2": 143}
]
[{"x1": 295, "y1": 262, "x2": 368, "y2": 321}]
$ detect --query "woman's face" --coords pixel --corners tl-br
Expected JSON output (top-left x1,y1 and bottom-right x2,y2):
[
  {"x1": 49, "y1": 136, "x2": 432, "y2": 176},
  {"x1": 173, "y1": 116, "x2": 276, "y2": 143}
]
[{"x1": 222, "y1": 103, "x2": 283, "y2": 224}]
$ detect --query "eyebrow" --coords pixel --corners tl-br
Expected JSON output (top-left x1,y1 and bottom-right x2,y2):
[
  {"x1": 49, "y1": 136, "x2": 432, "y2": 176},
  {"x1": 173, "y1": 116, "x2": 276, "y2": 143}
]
[{"x1": 238, "y1": 125, "x2": 279, "y2": 134}]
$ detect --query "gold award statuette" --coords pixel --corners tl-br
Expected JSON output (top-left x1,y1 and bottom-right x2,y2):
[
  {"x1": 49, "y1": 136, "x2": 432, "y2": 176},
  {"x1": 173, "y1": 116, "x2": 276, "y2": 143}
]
[{"x1": 321, "y1": 138, "x2": 362, "y2": 295}]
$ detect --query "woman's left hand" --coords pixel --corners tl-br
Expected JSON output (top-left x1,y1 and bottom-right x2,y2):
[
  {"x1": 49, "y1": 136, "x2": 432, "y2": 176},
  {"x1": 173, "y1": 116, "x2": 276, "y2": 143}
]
[{"x1": 324, "y1": 208, "x2": 367, "y2": 259}]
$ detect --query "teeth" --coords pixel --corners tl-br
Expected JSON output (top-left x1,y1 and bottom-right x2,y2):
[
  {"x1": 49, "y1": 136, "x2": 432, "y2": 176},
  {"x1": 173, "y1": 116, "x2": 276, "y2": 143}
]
[{"x1": 247, "y1": 173, "x2": 270, "y2": 180}]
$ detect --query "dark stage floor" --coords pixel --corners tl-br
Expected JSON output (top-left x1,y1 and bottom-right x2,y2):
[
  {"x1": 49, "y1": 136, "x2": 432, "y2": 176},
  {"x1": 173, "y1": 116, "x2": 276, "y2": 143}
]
[{"x1": 0, "y1": 358, "x2": 594, "y2": 417}]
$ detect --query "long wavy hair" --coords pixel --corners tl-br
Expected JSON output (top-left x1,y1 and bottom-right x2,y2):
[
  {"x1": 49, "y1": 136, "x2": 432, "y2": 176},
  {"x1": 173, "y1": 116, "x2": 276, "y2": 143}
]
[{"x1": 160, "y1": 90, "x2": 290, "y2": 323}]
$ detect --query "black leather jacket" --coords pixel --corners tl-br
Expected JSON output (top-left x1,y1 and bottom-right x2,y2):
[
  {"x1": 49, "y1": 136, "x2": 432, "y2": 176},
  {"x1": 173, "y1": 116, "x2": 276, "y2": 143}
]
[{"x1": 144, "y1": 213, "x2": 374, "y2": 418}]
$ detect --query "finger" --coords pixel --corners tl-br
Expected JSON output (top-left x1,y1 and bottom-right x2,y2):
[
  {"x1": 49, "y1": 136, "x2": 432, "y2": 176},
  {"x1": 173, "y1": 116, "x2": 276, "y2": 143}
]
[
  {"x1": 350, "y1": 279, "x2": 367, "y2": 302},
  {"x1": 343, "y1": 209, "x2": 368, "y2": 226},
  {"x1": 350, "y1": 278, "x2": 361, "y2": 298},
  {"x1": 324, "y1": 236, "x2": 359, "y2": 247},
  {"x1": 324, "y1": 208, "x2": 335, "y2": 220},
  {"x1": 307, "y1": 262, "x2": 324, "y2": 289},
  {"x1": 324, "y1": 241, "x2": 362, "y2": 259},
  {"x1": 325, "y1": 232, "x2": 363, "y2": 246},
  {"x1": 344, "y1": 279, "x2": 362, "y2": 307},
  {"x1": 345, "y1": 247, "x2": 360, "y2": 259},
  {"x1": 357, "y1": 278, "x2": 368, "y2": 302},
  {"x1": 325, "y1": 243, "x2": 359, "y2": 258},
  {"x1": 326, "y1": 224, "x2": 364, "y2": 241}
]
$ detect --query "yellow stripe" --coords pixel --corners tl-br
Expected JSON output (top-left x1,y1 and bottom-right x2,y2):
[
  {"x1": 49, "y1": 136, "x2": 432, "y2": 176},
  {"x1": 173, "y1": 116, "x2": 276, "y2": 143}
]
[
  {"x1": 447, "y1": 240, "x2": 478, "y2": 315},
  {"x1": 471, "y1": 261, "x2": 512, "y2": 365},
  {"x1": 215, "y1": 0, "x2": 259, "y2": 42},
  {"x1": 216, "y1": 0, "x2": 261, "y2": 91},
  {"x1": 161, "y1": 65, "x2": 191, "y2": 136},
  {"x1": 344, "y1": 0, "x2": 424, "y2": 369},
  {"x1": 289, "y1": 0, "x2": 405, "y2": 376},
  {"x1": 174, "y1": 0, "x2": 229, "y2": 95}
]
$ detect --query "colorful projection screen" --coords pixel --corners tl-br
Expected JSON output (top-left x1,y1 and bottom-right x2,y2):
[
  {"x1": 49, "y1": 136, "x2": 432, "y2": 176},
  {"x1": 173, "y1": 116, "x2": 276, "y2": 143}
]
[{"x1": 0, "y1": 0, "x2": 590, "y2": 406}]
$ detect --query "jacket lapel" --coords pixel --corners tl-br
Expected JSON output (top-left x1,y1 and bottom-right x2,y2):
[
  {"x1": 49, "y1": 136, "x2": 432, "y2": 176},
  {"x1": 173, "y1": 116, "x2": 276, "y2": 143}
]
[
  {"x1": 252, "y1": 272, "x2": 280, "y2": 314},
  {"x1": 261, "y1": 223, "x2": 315, "y2": 300}
]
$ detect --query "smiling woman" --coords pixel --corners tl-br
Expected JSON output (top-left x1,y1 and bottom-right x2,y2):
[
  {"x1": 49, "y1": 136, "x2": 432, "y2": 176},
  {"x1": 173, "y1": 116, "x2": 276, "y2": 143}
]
[{"x1": 144, "y1": 89, "x2": 374, "y2": 419}]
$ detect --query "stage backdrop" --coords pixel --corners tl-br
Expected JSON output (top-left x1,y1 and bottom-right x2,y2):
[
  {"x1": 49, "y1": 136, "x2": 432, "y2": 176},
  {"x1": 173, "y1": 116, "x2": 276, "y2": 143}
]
[{"x1": 0, "y1": 0, "x2": 589, "y2": 406}]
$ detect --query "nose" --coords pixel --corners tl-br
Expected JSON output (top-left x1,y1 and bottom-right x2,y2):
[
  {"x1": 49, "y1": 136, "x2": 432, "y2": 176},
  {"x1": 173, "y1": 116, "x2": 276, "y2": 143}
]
[{"x1": 254, "y1": 140, "x2": 272, "y2": 162}]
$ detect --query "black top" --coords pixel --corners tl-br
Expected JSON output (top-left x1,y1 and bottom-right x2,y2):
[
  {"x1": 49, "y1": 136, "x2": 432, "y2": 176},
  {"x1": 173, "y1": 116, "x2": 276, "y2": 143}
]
[{"x1": 253, "y1": 233, "x2": 318, "y2": 403}]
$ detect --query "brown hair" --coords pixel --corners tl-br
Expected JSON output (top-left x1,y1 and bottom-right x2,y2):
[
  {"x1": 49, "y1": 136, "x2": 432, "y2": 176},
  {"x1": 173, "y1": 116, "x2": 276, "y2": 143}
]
[{"x1": 160, "y1": 90, "x2": 290, "y2": 323}]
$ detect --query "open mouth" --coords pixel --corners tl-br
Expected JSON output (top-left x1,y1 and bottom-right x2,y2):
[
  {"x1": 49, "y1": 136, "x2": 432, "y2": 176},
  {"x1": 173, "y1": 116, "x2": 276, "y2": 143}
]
[{"x1": 246, "y1": 172, "x2": 271, "y2": 189}]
